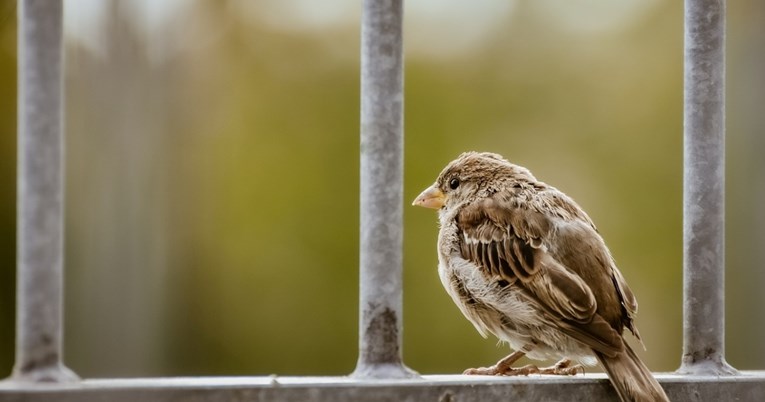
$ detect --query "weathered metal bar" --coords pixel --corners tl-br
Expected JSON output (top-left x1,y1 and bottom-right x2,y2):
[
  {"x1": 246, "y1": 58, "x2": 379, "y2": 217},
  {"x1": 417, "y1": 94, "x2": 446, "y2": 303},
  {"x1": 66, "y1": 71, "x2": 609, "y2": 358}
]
[
  {"x1": 11, "y1": 0, "x2": 78, "y2": 383},
  {"x1": 2, "y1": 374, "x2": 765, "y2": 402},
  {"x1": 353, "y1": 0, "x2": 415, "y2": 379},
  {"x1": 679, "y1": 0, "x2": 736, "y2": 375}
]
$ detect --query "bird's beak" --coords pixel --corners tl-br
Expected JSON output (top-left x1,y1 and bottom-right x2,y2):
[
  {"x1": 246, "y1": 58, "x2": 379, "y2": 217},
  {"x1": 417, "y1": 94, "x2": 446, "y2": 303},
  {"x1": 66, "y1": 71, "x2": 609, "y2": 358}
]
[{"x1": 412, "y1": 184, "x2": 445, "y2": 209}]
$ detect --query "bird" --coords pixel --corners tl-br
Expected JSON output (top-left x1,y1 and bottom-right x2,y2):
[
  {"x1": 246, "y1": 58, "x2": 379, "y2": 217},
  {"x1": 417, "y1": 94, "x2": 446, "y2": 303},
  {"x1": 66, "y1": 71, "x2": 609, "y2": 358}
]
[{"x1": 412, "y1": 151, "x2": 669, "y2": 402}]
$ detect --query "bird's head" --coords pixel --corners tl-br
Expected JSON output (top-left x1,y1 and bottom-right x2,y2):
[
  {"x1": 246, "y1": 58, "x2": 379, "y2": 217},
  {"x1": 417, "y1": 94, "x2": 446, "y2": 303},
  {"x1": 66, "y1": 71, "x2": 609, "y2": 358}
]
[{"x1": 412, "y1": 151, "x2": 529, "y2": 211}]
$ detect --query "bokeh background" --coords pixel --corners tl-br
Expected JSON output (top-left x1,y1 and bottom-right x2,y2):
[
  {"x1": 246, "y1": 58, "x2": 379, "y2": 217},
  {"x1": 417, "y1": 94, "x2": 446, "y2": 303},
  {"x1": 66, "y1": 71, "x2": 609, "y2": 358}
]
[{"x1": 0, "y1": 0, "x2": 764, "y2": 378}]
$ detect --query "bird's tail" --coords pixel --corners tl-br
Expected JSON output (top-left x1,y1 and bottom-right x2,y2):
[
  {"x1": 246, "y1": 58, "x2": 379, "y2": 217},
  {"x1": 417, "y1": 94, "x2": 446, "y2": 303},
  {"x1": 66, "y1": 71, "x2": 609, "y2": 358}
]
[{"x1": 595, "y1": 343, "x2": 670, "y2": 402}]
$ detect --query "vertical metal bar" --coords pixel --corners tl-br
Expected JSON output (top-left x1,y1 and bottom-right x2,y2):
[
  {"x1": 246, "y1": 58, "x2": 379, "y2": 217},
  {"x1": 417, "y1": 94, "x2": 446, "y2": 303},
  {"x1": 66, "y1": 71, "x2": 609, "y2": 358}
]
[
  {"x1": 353, "y1": 0, "x2": 416, "y2": 379},
  {"x1": 678, "y1": 0, "x2": 736, "y2": 375},
  {"x1": 11, "y1": 0, "x2": 78, "y2": 382}
]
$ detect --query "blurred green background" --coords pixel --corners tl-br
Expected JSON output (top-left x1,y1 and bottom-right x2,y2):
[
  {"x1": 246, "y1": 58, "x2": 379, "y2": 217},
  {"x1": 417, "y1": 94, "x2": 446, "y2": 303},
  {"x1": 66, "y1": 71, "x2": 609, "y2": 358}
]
[{"x1": 0, "y1": 0, "x2": 764, "y2": 378}]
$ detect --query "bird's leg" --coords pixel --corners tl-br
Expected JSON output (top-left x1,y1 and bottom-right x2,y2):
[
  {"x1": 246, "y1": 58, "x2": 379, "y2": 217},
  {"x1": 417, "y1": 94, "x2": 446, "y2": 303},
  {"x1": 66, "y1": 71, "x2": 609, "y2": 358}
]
[
  {"x1": 464, "y1": 347, "x2": 584, "y2": 376},
  {"x1": 463, "y1": 350, "x2": 526, "y2": 375},
  {"x1": 535, "y1": 359, "x2": 584, "y2": 376},
  {"x1": 463, "y1": 344, "x2": 534, "y2": 376}
]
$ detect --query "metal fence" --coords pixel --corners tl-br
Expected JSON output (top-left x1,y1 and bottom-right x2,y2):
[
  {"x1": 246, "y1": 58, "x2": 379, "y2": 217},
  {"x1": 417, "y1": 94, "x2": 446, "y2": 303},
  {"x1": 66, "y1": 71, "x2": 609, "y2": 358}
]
[{"x1": 1, "y1": 0, "x2": 764, "y2": 400}]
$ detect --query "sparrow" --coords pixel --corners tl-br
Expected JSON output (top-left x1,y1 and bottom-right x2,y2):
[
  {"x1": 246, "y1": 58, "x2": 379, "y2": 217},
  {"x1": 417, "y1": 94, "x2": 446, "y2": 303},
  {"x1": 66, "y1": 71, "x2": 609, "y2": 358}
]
[{"x1": 412, "y1": 152, "x2": 669, "y2": 402}]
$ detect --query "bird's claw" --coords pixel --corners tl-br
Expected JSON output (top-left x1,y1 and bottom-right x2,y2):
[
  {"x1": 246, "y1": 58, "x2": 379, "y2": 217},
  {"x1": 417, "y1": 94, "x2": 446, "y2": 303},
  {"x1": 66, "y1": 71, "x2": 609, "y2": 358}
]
[
  {"x1": 463, "y1": 366, "x2": 498, "y2": 375},
  {"x1": 463, "y1": 364, "x2": 541, "y2": 376},
  {"x1": 537, "y1": 359, "x2": 584, "y2": 376},
  {"x1": 463, "y1": 359, "x2": 583, "y2": 376}
]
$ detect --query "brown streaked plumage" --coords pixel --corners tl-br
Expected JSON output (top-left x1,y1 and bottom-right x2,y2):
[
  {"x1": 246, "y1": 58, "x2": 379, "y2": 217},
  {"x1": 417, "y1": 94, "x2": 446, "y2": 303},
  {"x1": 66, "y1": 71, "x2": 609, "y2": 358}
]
[{"x1": 413, "y1": 151, "x2": 669, "y2": 402}]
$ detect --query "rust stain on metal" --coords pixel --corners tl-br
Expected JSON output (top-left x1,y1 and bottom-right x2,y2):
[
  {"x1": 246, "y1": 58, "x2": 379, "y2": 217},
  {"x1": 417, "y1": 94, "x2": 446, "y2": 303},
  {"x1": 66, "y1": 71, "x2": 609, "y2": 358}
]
[{"x1": 363, "y1": 307, "x2": 399, "y2": 364}]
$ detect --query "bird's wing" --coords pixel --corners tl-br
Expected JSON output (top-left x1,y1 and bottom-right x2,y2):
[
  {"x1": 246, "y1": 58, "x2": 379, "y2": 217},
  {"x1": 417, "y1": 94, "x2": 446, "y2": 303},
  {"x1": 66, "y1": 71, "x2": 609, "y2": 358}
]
[
  {"x1": 611, "y1": 264, "x2": 641, "y2": 340},
  {"x1": 456, "y1": 195, "x2": 624, "y2": 356},
  {"x1": 537, "y1": 188, "x2": 641, "y2": 340}
]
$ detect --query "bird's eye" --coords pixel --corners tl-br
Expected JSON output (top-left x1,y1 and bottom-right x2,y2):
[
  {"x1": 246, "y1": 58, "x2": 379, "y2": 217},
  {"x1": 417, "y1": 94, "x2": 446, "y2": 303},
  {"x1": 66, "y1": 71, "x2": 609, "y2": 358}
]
[{"x1": 449, "y1": 177, "x2": 460, "y2": 190}]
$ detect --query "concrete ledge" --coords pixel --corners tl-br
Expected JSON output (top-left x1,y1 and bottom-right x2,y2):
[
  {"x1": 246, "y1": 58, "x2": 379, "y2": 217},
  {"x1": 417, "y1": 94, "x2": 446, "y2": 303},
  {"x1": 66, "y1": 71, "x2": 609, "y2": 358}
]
[{"x1": 1, "y1": 372, "x2": 764, "y2": 402}]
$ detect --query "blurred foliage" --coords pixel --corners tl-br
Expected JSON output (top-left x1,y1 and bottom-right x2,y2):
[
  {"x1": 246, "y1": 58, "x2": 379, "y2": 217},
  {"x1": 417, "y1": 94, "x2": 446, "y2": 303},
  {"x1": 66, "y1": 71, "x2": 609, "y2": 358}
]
[
  {"x1": 0, "y1": 0, "x2": 16, "y2": 378},
  {"x1": 0, "y1": 0, "x2": 764, "y2": 378}
]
